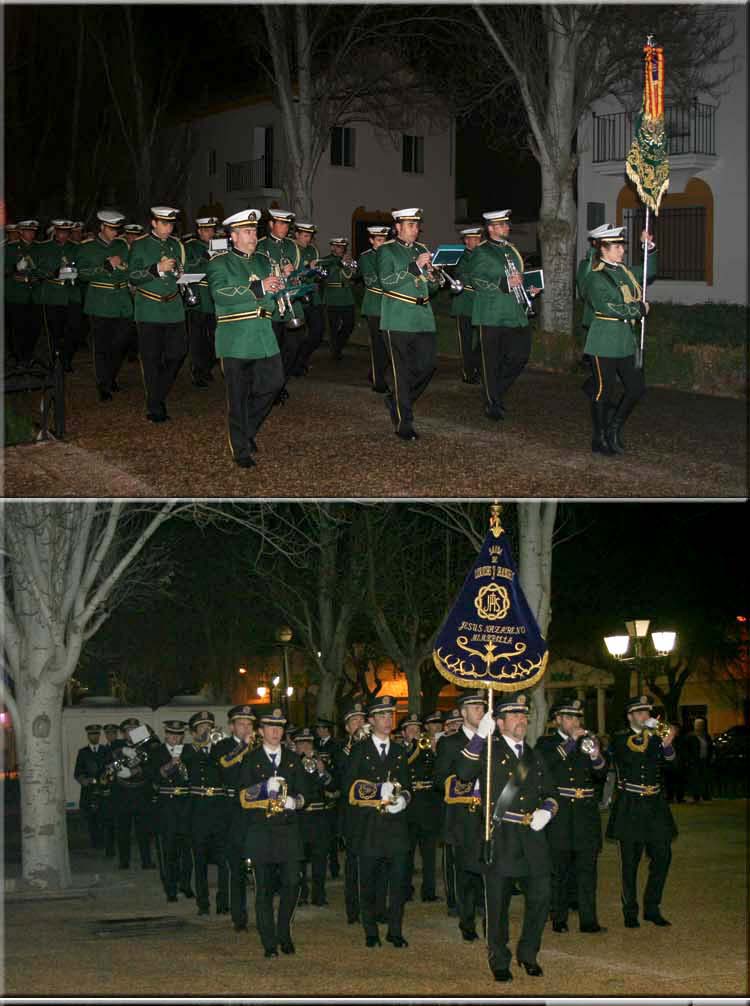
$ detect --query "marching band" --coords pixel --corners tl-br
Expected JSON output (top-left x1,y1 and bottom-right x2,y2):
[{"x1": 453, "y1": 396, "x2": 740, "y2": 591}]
[{"x1": 73, "y1": 689, "x2": 678, "y2": 981}]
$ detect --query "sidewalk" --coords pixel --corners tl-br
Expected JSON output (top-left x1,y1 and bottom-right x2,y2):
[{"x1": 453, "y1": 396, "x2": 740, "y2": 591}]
[
  {"x1": 4, "y1": 348, "x2": 747, "y2": 498},
  {"x1": 4, "y1": 800, "x2": 748, "y2": 997}
]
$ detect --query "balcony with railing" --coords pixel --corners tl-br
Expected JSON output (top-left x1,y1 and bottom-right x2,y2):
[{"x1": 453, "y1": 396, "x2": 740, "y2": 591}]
[
  {"x1": 591, "y1": 100, "x2": 717, "y2": 175},
  {"x1": 226, "y1": 156, "x2": 280, "y2": 193}
]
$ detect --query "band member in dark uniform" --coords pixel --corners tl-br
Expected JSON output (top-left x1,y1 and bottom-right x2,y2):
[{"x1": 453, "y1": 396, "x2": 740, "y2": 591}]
[
  {"x1": 181, "y1": 710, "x2": 230, "y2": 916},
  {"x1": 295, "y1": 727, "x2": 335, "y2": 906},
  {"x1": 433, "y1": 692, "x2": 487, "y2": 940},
  {"x1": 74, "y1": 724, "x2": 113, "y2": 853},
  {"x1": 536, "y1": 697, "x2": 608, "y2": 933},
  {"x1": 606, "y1": 695, "x2": 678, "y2": 927},
  {"x1": 149, "y1": 719, "x2": 194, "y2": 902},
  {"x1": 313, "y1": 716, "x2": 341, "y2": 880},
  {"x1": 238, "y1": 707, "x2": 307, "y2": 957},
  {"x1": 458, "y1": 693, "x2": 558, "y2": 982},
  {"x1": 344, "y1": 695, "x2": 412, "y2": 948},
  {"x1": 400, "y1": 713, "x2": 441, "y2": 902},
  {"x1": 108, "y1": 717, "x2": 156, "y2": 871}
]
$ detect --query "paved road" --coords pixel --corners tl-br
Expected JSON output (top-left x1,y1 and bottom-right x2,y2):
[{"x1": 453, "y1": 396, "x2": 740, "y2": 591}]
[{"x1": 4, "y1": 348, "x2": 747, "y2": 498}]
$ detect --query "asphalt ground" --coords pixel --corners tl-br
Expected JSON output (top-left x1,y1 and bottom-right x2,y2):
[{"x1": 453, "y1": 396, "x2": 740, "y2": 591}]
[
  {"x1": 4, "y1": 341, "x2": 747, "y2": 499},
  {"x1": 3, "y1": 799, "x2": 747, "y2": 997}
]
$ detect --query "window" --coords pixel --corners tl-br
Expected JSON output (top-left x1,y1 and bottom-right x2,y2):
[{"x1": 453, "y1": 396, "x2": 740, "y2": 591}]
[
  {"x1": 402, "y1": 134, "x2": 424, "y2": 174},
  {"x1": 624, "y1": 205, "x2": 707, "y2": 281},
  {"x1": 330, "y1": 126, "x2": 355, "y2": 167},
  {"x1": 208, "y1": 149, "x2": 216, "y2": 177},
  {"x1": 586, "y1": 202, "x2": 605, "y2": 231}
]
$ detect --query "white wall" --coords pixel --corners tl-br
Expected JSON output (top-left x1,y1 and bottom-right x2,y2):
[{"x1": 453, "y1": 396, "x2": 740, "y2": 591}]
[{"x1": 576, "y1": 5, "x2": 747, "y2": 306}]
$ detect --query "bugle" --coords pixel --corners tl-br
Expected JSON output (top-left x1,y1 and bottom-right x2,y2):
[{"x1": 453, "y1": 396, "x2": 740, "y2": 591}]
[{"x1": 504, "y1": 258, "x2": 534, "y2": 316}]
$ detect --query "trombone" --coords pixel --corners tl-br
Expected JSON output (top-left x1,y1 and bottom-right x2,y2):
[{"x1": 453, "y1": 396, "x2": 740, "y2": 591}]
[{"x1": 504, "y1": 258, "x2": 534, "y2": 316}]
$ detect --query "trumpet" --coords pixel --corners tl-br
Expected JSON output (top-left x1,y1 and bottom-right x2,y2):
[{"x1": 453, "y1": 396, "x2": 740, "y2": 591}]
[
  {"x1": 208, "y1": 728, "x2": 229, "y2": 745},
  {"x1": 173, "y1": 261, "x2": 199, "y2": 308},
  {"x1": 646, "y1": 717, "x2": 672, "y2": 739},
  {"x1": 419, "y1": 253, "x2": 464, "y2": 293},
  {"x1": 417, "y1": 731, "x2": 432, "y2": 751},
  {"x1": 266, "y1": 778, "x2": 288, "y2": 817},
  {"x1": 579, "y1": 731, "x2": 598, "y2": 755},
  {"x1": 505, "y1": 258, "x2": 534, "y2": 316},
  {"x1": 270, "y1": 261, "x2": 304, "y2": 329}
]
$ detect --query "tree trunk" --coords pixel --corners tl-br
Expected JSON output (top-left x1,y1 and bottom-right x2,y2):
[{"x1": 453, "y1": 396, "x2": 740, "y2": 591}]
[
  {"x1": 315, "y1": 668, "x2": 339, "y2": 720},
  {"x1": 17, "y1": 673, "x2": 71, "y2": 890},
  {"x1": 537, "y1": 167, "x2": 577, "y2": 335},
  {"x1": 402, "y1": 658, "x2": 422, "y2": 715}
]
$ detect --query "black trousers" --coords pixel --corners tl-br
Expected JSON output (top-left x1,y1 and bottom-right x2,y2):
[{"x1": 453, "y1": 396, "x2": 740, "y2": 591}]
[
  {"x1": 618, "y1": 838, "x2": 672, "y2": 918},
  {"x1": 137, "y1": 321, "x2": 187, "y2": 417},
  {"x1": 254, "y1": 860, "x2": 300, "y2": 951},
  {"x1": 327, "y1": 306, "x2": 355, "y2": 359},
  {"x1": 344, "y1": 846, "x2": 360, "y2": 922},
  {"x1": 443, "y1": 842, "x2": 457, "y2": 909},
  {"x1": 114, "y1": 788, "x2": 152, "y2": 867},
  {"x1": 228, "y1": 849, "x2": 249, "y2": 925},
  {"x1": 7, "y1": 302, "x2": 40, "y2": 362},
  {"x1": 187, "y1": 311, "x2": 216, "y2": 380},
  {"x1": 272, "y1": 319, "x2": 305, "y2": 378},
  {"x1": 455, "y1": 315, "x2": 479, "y2": 379},
  {"x1": 299, "y1": 841, "x2": 328, "y2": 903},
  {"x1": 159, "y1": 829, "x2": 193, "y2": 898},
  {"x1": 296, "y1": 304, "x2": 325, "y2": 371},
  {"x1": 550, "y1": 847, "x2": 600, "y2": 928},
  {"x1": 453, "y1": 844, "x2": 483, "y2": 933},
  {"x1": 192, "y1": 828, "x2": 229, "y2": 911},
  {"x1": 221, "y1": 353, "x2": 284, "y2": 463},
  {"x1": 478, "y1": 325, "x2": 531, "y2": 408},
  {"x1": 366, "y1": 315, "x2": 388, "y2": 389},
  {"x1": 40, "y1": 304, "x2": 74, "y2": 364},
  {"x1": 90, "y1": 316, "x2": 131, "y2": 392},
  {"x1": 588, "y1": 354, "x2": 646, "y2": 410},
  {"x1": 407, "y1": 822, "x2": 437, "y2": 899},
  {"x1": 484, "y1": 870, "x2": 550, "y2": 969},
  {"x1": 359, "y1": 851, "x2": 410, "y2": 940},
  {"x1": 84, "y1": 802, "x2": 114, "y2": 853},
  {"x1": 383, "y1": 329, "x2": 437, "y2": 434},
  {"x1": 67, "y1": 302, "x2": 84, "y2": 353}
]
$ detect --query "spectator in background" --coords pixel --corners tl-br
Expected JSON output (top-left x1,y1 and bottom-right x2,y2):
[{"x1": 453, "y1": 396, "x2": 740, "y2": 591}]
[{"x1": 685, "y1": 718, "x2": 714, "y2": 803}]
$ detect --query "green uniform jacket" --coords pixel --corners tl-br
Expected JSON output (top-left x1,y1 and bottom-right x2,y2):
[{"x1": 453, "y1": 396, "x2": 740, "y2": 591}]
[
  {"x1": 127, "y1": 232, "x2": 186, "y2": 324},
  {"x1": 319, "y1": 254, "x2": 356, "y2": 308},
  {"x1": 376, "y1": 239, "x2": 439, "y2": 333},
  {"x1": 581, "y1": 253, "x2": 657, "y2": 358},
  {"x1": 449, "y1": 249, "x2": 476, "y2": 318},
  {"x1": 466, "y1": 238, "x2": 528, "y2": 329},
  {"x1": 256, "y1": 234, "x2": 303, "y2": 324},
  {"x1": 77, "y1": 236, "x2": 133, "y2": 319},
  {"x1": 295, "y1": 241, "x2": 323, "y2": 307},
  {"x1": 4, "y1": 240, "x2": 43, "y2": 305},
  {"x1": 206, "y1": 249, "x2": 279, "y2": 360},
  {"x1": 32, "y1": 240, "x2": 77, "y2": 306},
  {"x1": 358, "y1": 247, "x2": 383, "y2": 318},
  {"x1": 184, "y1": 238, "x2": 214, "y2": 315}
]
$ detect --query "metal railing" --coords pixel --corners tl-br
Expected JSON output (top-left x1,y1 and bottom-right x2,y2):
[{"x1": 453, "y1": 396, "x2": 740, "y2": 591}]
[
  {"x1": 226, "y1": 156, "x2": 278, "y2": 192},
  {"x1": 593, "y1": 101, "x2": 716, "y2": 162}
]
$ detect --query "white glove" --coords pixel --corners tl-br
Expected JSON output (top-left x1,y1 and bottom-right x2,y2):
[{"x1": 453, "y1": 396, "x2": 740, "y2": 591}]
[
  {"x1": 476, "y1": 710, "x2": 495, "y2": 739},
  {"x1": 529, "y1": 808, "x2": 551, "y2": 832},
  {"x1": 380, "y1": 781, "x2": 395, "y2": 801},
  {"x1": 644, "y1": 717, "x2": 659, "y2": 730},
  {"x1": 266, "y1": 775, "x2": 283, "y2": 796},
  {"x1": 283, "y1": 795, "x2": 297, "y2": 811},
  {"x1": 117, "y1": 766, "x2": 132, "y2": 779},
  {"x1": 385, "y1": 795, "x2": 407, "y2": 814}
]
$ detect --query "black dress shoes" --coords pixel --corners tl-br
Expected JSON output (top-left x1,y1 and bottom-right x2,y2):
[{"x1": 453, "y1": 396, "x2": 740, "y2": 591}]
[
  {"x1": 264, "y1": 948, "x2": 279, "y2": 958},
  {"x1": 517, "y1": 959, "x2": 544, "y2": 977},
  {"x1": 235, "y1": 456, "x2": 256, "y2": 468},
  {"x1": 197, "y1": 907, "x2": 209, "y2": 916},
  {"x1": 460, "y1": 927, "x2": 479, "y2": 942},
  {"x1": 233, "y1": 922, "x2": 248, "y2": 932},
  {"x1": 580, "y1": 923, "x2": 607, "y2": 933},
  {"x1": 166, "y1": 895, "x2": 178, "y2": 903},
  {"x1": 552, "y1": 920, "x2": 569, "y2": 933},
  {"x1": 644, "y1": 912, "x2": 671, "y2": 926},
  {"x1": 421, "y1": 894, "x2": 441, "y2": 903},
  {"x1": 492, "y1": 967, "x2": 512, "y2": 982},
  {"x1": 365, "y1": 935, "x2": 381, "y2": 947},
  {"x1": 395, "y1": 427, "x2": 419, "y2": 441},
  {"x1": 386, "y1": 934, "x2": 408, "y2": 948},
  {"x1": 624, "y1": 915, "x2": 640, "y2": 928},
  {"x1": 180, "y1": 887, "x2": 195, "y2": 898},
  {"x1": 280, "y1": 941, "x2": 295, "y2": 954}
]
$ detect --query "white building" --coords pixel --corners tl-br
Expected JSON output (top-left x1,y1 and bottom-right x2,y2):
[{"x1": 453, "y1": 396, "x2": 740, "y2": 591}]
[
  {"x1": 576, "y1": 5, "x2": 747, "y2": 305},
  {"x1": 182, "y1": 96, "x2": 456, "y2": 256}
]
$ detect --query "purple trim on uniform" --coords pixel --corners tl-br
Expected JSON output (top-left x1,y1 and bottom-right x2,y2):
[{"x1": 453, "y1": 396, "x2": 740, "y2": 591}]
[
  {"x1": 563, "y1": 738, "x2": 577, "y2": 755},
  {"x1": 402, "y1": 789, "x2": 412, "y2": 807},
  {"x1": 541, "y1": 797, "x2": 558, "y2": 816},
  {"x1": 591, "y1": 754, "x2": 606, "y2": 769},
  {"x1": 662, "y1": 743, "x2": 675, "y2": 760},
  {"x1": 466, "y1": 733, "x2": 486, "y2": 756}
]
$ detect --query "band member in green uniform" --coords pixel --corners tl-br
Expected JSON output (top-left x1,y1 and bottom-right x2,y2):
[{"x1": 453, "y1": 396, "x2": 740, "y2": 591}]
[
  {"x1": 292, "y1": 222, "x2": 325, "y2": 375},
  {"x1": 606, "y1": 696, "x2": 677, "y2": 928},
  {"x1": 452, "y1": 226, "x2": 482, "y2": 383},
  {"x1": 206, "y1": 209, "x2": 284, "y2": 469},
  {"x1": 466, "y1": 210, "x2": 541, "y2": 421},
  {"x1": 535, "y1": 697, "x2": 608, "y2": 934},
  {"x1": 76, "y1": 210, "x2": 133, "y2": 401},
  {"x1": 359, "y1": 225, "x2": 390, "y2": 392},
  {"x1": 321, "y1": 237, "x2": 356, "y2": 360},
  {"x1": 458, "y1": 693, "x2": 558, "y2": 982},
  {"x1": 31, "y1": 219, "x2": 78, "y2": 370},
  {"x1": 579, "y1": 224, "x2": 657, "y2": 455},
  {"x1": 344, "y1": 694, "x2": 413, "y2": 948},
  {"x1": 376, "y1": 208, "x2": 441, "y2": 441},
  {"x1": 5, "y1": 219, "x2": 41, "y2": 364},
  {"x1": 184, "y1": 216, "x2": 219, "y2": 388},
  {"x1": 257, "y1": 208, "x2": 302, "y2": 392},
  {"x1": 127, "y1": 206, "x2": 187, "y2": 423},
  {"x1": 238, "y1": 707, "x2": 307, "y2": 958}
]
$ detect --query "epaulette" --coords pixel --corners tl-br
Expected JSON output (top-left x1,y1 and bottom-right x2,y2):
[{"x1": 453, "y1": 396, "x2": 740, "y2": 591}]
[
  {"x1": 79, "y1": 237, "x2": 95, "y2": 244},
  {"x1": 477, "y1": 239, "x2": 489, "y2": 246},
  {"x1": 209, "y1": 251, "x2": 228, "y2": 259},
  {"x1": 380, "y1": 239, "x2": 395, "y2": 245},
  {"x1": 132, "y1": 232, "x2": 149, "y2": 242},
  {"x1": 591, "y1": 260, "x2": 605, "y2": 272},
  {"x1": 36, "y1": 238, "x2": 53, "y2": 246}
]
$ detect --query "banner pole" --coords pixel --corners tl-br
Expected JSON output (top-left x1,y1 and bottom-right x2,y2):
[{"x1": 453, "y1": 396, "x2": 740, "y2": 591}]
[
  {"x1": 481, "y1": 685, "x2": 494, "y2": 865},
  {"x1": 637, "y1": 204, "x2": 651, "y2": 370}
]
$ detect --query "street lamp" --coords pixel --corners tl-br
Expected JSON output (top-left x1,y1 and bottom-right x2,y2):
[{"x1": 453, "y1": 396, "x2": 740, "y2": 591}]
[
  {"x1": 275, "y1": 625, "x2": 293, "y2": 717},
  {"x1": 604, "y1": 618, "x2": 677, "y2": 694}
]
